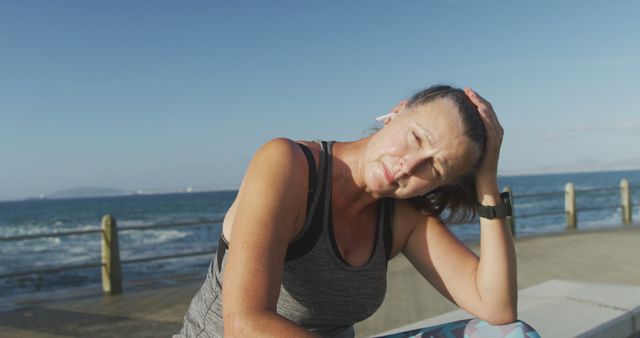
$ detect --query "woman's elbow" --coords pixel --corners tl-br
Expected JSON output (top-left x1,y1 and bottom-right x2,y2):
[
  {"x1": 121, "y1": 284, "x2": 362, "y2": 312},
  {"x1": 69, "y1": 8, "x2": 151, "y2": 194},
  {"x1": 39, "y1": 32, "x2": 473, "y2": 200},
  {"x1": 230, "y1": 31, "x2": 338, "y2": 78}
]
[
  {"x1": 480, "y1": 307, "x2": 518, "y2": 325},
  {"x1": 224, "y1": 312, "x2": 252, "y2": 338},
  {"x1": 478, "y1": 294, "x2": 518, "y2": 325}
]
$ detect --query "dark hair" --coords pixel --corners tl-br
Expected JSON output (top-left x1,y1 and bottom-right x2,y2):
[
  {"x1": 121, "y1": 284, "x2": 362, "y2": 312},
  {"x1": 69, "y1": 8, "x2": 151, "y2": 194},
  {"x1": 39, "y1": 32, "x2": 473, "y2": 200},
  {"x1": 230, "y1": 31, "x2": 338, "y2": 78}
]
[{"x1": 405, "y1": 85, "x2": 486, "y2": 223}]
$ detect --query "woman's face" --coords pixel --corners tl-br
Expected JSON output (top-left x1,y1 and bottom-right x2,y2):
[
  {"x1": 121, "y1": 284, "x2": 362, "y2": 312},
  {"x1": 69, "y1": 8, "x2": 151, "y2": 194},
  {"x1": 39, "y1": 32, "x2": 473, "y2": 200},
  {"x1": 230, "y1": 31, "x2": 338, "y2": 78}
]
[{"x1": 363, "y1": 97, "x2": 480, "y2": 199}]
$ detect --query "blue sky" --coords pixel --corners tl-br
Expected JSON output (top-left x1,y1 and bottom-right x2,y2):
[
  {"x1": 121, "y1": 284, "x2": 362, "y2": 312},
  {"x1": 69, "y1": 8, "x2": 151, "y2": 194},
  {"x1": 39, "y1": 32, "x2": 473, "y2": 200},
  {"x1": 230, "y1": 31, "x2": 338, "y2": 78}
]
[{"x1": 2, "y1": 1, "x2": 639, "y2": 201}]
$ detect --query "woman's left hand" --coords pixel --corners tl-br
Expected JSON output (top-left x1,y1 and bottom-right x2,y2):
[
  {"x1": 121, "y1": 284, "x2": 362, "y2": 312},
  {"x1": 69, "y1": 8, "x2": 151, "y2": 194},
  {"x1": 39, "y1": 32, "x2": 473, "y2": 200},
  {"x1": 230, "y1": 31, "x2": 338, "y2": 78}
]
[{"x1": 464, "y1": 87, "x2": 503, "y2": 187}]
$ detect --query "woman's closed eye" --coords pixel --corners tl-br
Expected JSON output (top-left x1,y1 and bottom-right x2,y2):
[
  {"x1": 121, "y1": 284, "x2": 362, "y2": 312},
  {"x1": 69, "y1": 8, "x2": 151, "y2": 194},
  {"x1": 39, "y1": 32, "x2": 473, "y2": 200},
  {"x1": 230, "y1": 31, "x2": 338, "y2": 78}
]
[
  {"x1": 412, "y1": 131, "x2": 422, "y2": 148},
  {"x1": 411, "y1": 130, "x2": 443, "y2": 179},
  {"x1": 430, "y1": 159, "x2": 442, "y2": 179}
]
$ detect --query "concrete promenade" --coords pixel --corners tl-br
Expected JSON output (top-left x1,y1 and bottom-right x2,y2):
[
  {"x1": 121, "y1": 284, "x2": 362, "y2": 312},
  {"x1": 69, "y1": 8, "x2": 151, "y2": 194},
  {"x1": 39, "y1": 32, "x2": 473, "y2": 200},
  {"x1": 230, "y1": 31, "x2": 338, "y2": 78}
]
[{"x1": 1, "y1": 226, "x2": 639, "y2": 338}]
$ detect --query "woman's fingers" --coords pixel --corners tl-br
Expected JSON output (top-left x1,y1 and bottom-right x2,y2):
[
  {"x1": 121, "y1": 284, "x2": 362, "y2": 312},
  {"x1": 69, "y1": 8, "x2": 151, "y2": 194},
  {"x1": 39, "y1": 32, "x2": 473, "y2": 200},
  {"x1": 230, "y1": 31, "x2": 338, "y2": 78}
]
[
  {"x1": 464, "y1": 87, "x2": 492, "y2": 110},
  {"x1": 465, "y1": 88, "x2": 497, "y2": 120},
  {"x1": 464, "y1": 87, "x2": 504, "y2": 176},
  {"x1": 464, "y1": 87, "x2": 503, "y2": 137},
  {"x1": 464, "y1": 87, "x2": 504, "y2": 156},
  {"x1": 481, "y1": 109, "x2": 503, "y2": 138}
]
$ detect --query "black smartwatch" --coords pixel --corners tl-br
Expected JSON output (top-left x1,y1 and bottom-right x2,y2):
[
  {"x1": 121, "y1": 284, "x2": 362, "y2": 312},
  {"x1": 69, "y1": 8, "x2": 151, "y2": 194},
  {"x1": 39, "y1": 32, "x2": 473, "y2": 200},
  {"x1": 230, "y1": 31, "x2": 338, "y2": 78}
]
[{"x1": 477, "y1": 191, "x2": 512, "y2": 219}]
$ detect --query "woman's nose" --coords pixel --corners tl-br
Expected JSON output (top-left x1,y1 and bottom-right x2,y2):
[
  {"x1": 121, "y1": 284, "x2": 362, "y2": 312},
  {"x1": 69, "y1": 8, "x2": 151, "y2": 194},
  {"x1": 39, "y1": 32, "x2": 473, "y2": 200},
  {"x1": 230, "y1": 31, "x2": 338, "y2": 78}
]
[{"x1": 400, "y1": 155, "x2": 423, "y2": 176}]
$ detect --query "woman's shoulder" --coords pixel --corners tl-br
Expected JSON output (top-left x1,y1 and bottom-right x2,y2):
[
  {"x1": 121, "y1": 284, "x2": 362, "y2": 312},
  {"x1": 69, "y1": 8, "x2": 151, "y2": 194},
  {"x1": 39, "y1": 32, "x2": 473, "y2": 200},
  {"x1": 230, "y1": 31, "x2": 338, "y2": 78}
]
[
  {"x1": 250, "y1": 138, "x2": 320, "y2": 174},
  {"x1": 391, "y1": 198, "x2": 423, "y2": 223},
  {"x1": 387, "y1": 198, "x2": 443, "y2": 258},
  {"x1": 253, "y1": 137, "x2": 305, "y2": 159},
  {"x1": 247, "y1": 137, "x2": 310, "y2": 169},
  {"x1": 241, "y1": 138, "x2": 310, "y2": 186},
  {"x1": 224, "y1": 138, "x2": 311, "y2": 244}
]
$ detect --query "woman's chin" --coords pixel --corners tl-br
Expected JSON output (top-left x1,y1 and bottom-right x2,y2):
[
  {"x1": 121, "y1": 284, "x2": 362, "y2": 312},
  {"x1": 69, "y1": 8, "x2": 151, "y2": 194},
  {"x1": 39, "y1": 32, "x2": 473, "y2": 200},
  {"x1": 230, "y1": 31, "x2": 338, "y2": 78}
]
[
  {"x1": 374, "y1": 184, "x2": 400, "y2": 198},
  {"x1": 364, "y1": 171, "x2": 399, "y2": 197}
]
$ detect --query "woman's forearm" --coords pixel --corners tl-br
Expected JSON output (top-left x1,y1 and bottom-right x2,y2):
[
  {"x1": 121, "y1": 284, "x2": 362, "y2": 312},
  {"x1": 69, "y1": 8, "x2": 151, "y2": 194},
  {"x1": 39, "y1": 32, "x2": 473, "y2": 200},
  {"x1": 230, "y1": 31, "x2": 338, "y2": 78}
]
[
  {"x1": 225, "y1": 311, "x2": 319, "y2": 338},
  {"x1": 474, "y1": 179, "x2": 518, "y2": 323}
]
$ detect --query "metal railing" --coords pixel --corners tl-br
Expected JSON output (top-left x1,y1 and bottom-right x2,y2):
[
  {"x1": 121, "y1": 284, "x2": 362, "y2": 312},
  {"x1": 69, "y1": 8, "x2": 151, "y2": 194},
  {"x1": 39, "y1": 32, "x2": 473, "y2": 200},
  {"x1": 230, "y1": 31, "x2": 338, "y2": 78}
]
[
  {"x1": 504, "y1": 179, "x2": 637, "y2": 235},
  {"x1": 1, "y1": 179, "x2": 637, "y2": 295},
  {"x1": 0, "y1": 217, "x2": 222, "y2": 294}
]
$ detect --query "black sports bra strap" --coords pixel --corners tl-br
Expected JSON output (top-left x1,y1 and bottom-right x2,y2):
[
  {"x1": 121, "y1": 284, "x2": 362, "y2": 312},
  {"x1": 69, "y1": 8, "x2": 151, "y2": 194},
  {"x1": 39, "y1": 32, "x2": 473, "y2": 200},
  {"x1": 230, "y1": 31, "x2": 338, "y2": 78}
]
[
  {"x1": 297, "y1": 143, "x2": 316, "y2": 215},
  {"x1": 284, "y1": 141, "x2": 328, "y2": 262},
  {"x1": 216, "y1": 234, "x2": 228, "y2": 273},
  {"x1": 383, "y1": 198, "x2": 394, "y2": 262}
]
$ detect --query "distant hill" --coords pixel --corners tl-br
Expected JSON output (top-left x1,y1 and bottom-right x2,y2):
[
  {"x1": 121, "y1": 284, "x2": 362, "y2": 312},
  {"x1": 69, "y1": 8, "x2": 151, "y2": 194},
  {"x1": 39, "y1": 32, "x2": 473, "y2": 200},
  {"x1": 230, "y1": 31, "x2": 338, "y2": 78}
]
[{"x1": 49, "y1": 187, "x2": 130, "y2": 199}]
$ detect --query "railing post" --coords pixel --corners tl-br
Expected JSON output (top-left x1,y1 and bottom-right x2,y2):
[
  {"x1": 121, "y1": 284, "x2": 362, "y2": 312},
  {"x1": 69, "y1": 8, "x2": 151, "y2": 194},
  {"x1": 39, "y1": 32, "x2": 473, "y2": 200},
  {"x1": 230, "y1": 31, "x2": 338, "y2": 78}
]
[
  {"x1": 101, "y1": 215, "x2": 122, "y2": 294},
  {"x1": 621, "y1": 179, "x2": 632, "y2": 225},
  {"x1": 565, "y1": 182, "x2": 577, "y2": 229},
  {"x1": 503, "y1": 186, "x2": 515, "y2": 236}
]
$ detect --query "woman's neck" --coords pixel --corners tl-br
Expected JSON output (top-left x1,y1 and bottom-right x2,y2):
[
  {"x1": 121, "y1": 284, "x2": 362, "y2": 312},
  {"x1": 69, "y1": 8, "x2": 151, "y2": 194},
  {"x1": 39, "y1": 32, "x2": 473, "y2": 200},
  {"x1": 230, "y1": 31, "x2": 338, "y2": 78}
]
[{"x1": 330, "y1": 137, "x2": 379, "y2": 217}]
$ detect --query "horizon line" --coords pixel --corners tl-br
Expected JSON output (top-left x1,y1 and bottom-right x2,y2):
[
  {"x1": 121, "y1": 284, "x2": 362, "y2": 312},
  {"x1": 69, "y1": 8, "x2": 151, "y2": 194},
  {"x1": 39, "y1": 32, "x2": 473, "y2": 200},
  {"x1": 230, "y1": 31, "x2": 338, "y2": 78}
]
[{"x1": 2, "y1": 167, "x2": 639, "y2": 203}]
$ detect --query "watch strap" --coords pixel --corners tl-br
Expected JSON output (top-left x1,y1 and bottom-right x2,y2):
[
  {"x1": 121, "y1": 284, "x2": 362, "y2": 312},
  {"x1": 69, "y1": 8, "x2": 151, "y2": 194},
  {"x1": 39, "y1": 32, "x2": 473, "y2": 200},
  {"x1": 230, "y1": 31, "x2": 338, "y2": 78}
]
[{"x1": 477, "y1": 191, "x2": 512, "y2": 219}]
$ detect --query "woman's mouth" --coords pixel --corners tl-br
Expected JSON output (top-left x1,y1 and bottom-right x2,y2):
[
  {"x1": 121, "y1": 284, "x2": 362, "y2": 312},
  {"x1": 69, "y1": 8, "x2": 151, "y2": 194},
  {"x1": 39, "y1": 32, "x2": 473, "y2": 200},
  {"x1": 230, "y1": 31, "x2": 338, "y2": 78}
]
[{"x1": 382, "y1": 163, "x2": 396, "y2": 185}]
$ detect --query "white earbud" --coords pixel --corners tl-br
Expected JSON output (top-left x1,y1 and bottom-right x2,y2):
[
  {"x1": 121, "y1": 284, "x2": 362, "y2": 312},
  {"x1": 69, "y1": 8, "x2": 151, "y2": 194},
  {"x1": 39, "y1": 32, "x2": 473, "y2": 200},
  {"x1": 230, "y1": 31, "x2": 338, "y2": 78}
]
[{"x1": 375, "y1": 112, "x2": 395, "y2": 122}]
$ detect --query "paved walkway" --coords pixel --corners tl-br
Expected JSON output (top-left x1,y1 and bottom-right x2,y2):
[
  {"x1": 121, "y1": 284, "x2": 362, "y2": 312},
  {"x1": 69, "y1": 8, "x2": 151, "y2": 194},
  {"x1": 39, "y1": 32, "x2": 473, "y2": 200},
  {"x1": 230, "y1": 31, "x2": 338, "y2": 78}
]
[{"x1": 1, "y1": 226, "x2": 639, "y2": 338}]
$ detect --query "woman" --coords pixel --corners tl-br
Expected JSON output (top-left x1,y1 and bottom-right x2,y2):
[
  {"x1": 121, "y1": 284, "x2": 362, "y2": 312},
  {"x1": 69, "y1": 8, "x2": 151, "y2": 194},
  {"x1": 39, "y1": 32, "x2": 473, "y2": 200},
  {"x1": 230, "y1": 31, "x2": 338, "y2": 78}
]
[{"x1": 175, "y1": 85, "x2": 539, "y2": 337}]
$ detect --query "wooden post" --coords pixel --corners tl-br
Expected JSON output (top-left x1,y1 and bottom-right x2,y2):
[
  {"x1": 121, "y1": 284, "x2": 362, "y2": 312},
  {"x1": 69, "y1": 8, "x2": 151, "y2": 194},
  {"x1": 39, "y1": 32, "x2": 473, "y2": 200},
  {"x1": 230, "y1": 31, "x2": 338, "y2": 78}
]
[
  {"x1": 621, "y1": 179, "x2": 632, "y2": 225},
  {"x1": 565, "y1": 182, "x2": 577, "y2": 229},
  {"x1": 503, "y1": 186, "x2": 515, "y2": 236},
  {"x1": 101, "y1": 215, "x2": 122, "y2": 294}
]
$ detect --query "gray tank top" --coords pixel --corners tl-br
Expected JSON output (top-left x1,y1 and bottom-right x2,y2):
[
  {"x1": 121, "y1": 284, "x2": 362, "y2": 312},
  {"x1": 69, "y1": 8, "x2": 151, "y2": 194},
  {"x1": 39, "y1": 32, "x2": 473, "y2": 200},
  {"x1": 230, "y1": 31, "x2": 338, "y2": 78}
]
[{"x1": 175, "y1": 141, "x2": 394, "y2": 338}]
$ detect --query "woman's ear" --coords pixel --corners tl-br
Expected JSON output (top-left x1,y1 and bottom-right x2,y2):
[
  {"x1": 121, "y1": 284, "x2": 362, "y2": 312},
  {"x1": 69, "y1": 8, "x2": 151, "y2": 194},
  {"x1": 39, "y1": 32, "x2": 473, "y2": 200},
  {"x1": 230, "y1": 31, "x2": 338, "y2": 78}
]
[{"x1": 392, "y1": 100, "x2": 409, "y2": 115}]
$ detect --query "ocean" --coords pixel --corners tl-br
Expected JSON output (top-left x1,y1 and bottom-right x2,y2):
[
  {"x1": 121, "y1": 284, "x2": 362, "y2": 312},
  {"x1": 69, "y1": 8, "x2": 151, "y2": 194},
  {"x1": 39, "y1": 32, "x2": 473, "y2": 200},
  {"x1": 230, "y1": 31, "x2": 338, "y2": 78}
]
[{"x1": 1, "y1": 170, "x2": 639, "y2": 298}]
